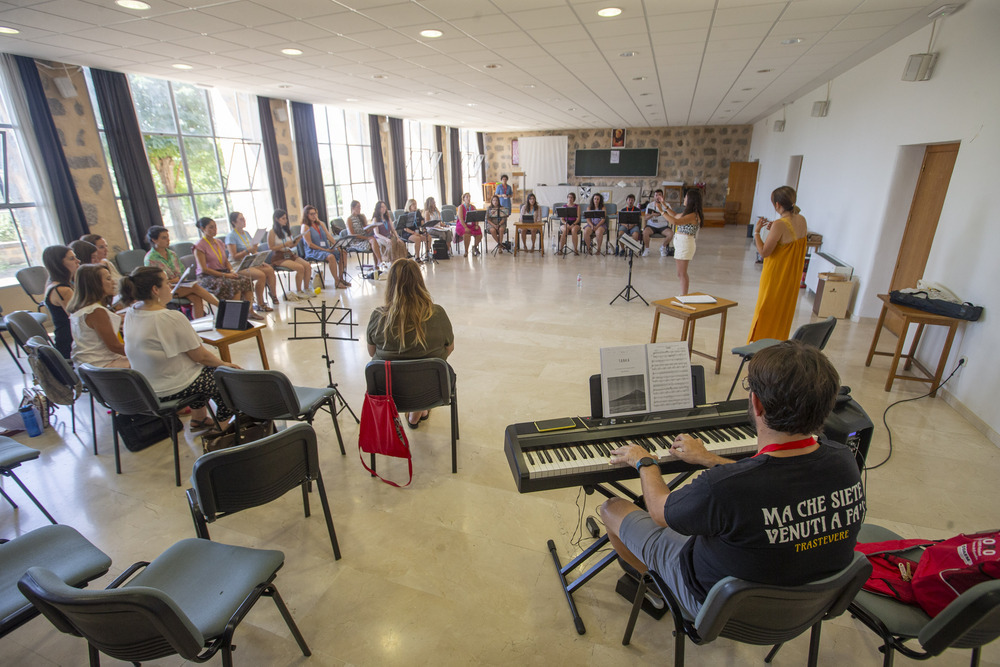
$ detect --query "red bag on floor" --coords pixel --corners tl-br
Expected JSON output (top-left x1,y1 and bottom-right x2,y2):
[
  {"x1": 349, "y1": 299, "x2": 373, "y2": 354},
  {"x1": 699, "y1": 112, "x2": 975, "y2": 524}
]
[{"x1": 358, "y1": 361, "x2": 412, "y2": 487}]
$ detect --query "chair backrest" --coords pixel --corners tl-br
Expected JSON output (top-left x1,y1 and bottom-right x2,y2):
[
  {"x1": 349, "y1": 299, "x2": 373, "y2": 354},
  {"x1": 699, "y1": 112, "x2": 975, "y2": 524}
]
[
  {"x1": 4, "y1": 311, "x2": 50, "y2": 347},
  {"x1": 190, "y1": 422, "x2": 320, "y2": 521},
  {"x1": 392, "y1": 209, "x2": 405, "y2": 221},
  {"x1": 170, "y1": 241, "x2": 195, "y2": 258},
  {"x1": 15, "y1": 266, "x2": 47, "y2": 306},
  {"x1": 605, "y1": 202, "x2": 618, "y2": 217},
  {"x1": 364, "y1": 358, "x2": 453, "y2": 412},
  {"x1": 919, "y1": 579, "x2": 1000, "y2": 654},
  {"x1": 25, "y1": 336, "x2": 81, "y2": 405},
  {"x1": 178, "y1": 254, "x2": 195, "y2": 272},
  {"x1": 441, "y1": 208, "x2": 456, "y2": 223},
  {"x1": 330, "y1": 217, "x2": 346, "y2": 233},
  {"x1": 792, "y1": 317, "x2": 837, "y2": 350},
  {"x1": 18, "y1": 566, "x2": 205, "y2": 662},
  {"x1": 77, "y1": 364, "x2": 161, "y2": 416},
  {"x1": 114, "y1": 249, "x2": 147, "y2": 276},
  {"x1": 694, "y1": 552, "x2": 872, "y2": 645},
  {"x1": 538, "y1": 205, "x2": 550, "y2": 220},
  {"x1": 213, "y1": 367, "x2": 301, "y2": 419}
]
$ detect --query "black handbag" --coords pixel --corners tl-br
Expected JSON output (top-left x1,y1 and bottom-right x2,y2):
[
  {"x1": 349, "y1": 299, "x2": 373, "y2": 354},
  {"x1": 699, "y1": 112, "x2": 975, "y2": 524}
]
[{"x1": 113, "y1": 413, "x2": 182, "y2": 452}]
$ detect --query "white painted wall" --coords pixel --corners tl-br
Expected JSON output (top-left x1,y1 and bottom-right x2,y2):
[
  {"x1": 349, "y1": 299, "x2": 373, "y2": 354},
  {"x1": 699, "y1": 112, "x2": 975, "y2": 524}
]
[{"x1": 748, "y1": 0, "x2": 1000, "y2": 438}]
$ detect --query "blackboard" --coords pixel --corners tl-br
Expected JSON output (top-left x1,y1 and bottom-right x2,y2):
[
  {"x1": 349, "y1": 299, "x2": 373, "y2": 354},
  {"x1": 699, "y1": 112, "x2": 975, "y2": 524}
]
[{"x1": 574, "y1": 148, "x2": 659, "y2": 177}]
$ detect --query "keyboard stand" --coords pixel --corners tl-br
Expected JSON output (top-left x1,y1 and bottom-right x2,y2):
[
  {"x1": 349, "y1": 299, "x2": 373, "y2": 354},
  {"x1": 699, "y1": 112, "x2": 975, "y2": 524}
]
[{"x1": 547, "y1": 472, "x2": 696, "y2": 634}]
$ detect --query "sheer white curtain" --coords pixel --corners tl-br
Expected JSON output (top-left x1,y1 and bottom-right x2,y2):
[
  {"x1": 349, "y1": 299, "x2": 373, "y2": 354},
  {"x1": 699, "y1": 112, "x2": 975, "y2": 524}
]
[{"x1": 519, "y1": 135, "x2": 567, "y2": 189}]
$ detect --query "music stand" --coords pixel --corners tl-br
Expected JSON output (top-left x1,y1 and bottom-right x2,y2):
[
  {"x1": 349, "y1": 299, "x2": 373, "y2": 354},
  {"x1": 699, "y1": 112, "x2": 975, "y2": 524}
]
[
  {"x1": 287, "y1": 298, "x2": 360, "y2": 423},
  {"x1": 555, "y1": 207, "x2": 578, "y2": 255},
  {"x1": 464, "y1": 210, "x2": 487, "y2": 256},
  {"x1": 611, "y1": 231, "x2": 647, "y2": 306}
]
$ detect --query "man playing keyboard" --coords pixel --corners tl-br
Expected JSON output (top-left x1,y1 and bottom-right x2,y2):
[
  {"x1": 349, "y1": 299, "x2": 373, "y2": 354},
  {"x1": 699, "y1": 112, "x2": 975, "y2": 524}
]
[{"x1": 600, "y1": 341, "x2": 865, "y2": 617}]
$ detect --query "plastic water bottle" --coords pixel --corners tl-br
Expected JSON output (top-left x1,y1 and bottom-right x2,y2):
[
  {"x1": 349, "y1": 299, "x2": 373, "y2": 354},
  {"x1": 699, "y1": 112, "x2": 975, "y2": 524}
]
[
  {"x1": 576, "y1": 273, "x2": 582, "y2": 288},
  {"x1": 19, "y1": 405, "x2": 42, "y2": 437}
]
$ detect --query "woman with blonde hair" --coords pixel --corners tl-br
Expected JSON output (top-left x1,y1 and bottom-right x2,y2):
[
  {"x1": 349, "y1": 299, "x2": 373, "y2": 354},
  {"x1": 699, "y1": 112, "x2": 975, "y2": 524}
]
[
  {"x1": 366, "y1": 258, "x2": 454, "y2": 428},
  {"x1": 424, "y1": 196, "x2": 453, "y2": 253}
]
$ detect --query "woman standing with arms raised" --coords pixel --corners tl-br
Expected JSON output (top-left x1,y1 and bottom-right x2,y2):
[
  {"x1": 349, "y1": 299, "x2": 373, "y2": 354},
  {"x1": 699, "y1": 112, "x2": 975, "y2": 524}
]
[
  {"x1": 747, "y1": 186, "x2": 809, "y2": 343},
  {"x1": 658, "y1": 188, "x2": 704, "y2": 296}
]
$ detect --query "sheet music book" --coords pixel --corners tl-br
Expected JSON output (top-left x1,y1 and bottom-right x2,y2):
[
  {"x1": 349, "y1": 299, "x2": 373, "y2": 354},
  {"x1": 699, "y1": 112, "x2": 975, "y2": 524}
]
[
  {"x1": 676, "y1": 294, "x2": 717, "y2": 304},
  {"x1": 190, "y1": 315, "x2": 215, "y2": 332},
  {"x1": 618, "y1": 234, "x2": 642, "y2": 252},
  {"x1": 599, "y1": 342, "x2": 693, "y2": 418},
  {"x1": 171, "y1": 266, "x2": 196, "y2": 294},
  {"x1": 250, "y1": 229, "x2": 267, "y2": 246},
  {"x1": 236, "y1": 251, "x2": 271, "y2": 272}
]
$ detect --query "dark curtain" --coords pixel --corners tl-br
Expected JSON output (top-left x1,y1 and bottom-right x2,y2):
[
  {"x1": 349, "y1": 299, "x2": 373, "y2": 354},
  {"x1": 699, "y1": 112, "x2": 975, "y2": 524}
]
[
  {"x1": 257, "y1": 96, "x2": 286, "y2": 212},
  {"x1": 449, "y1": 127, "x2": 462, "y2": 206},
  {"x1": 435, "y1": 125, "x2": 445, "y2": 204},
  {"x1": 388, "y1": 117, "x2": 407, "y2": 209},
  {"x1": 14, "y1": 55, "x2": 89, "y2": 242},
  {"x1": 369, "y1": 114, "x2": 389, "y2": 205},
  {"x1": 91, "y1": 68, "x2": 162, "y2": 250},
  {"x1": 477, "y1": 131, "x2": 486, "y2": 184},
  {"x1": 291, "y1": 101, "x2": 326, "y2": 221}
]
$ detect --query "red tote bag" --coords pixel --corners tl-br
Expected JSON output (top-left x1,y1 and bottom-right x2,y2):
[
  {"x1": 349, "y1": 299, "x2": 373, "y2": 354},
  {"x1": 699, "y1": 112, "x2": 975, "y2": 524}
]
[{"x1": 359, "y1": 361, "x2": 412, "y2": 487}]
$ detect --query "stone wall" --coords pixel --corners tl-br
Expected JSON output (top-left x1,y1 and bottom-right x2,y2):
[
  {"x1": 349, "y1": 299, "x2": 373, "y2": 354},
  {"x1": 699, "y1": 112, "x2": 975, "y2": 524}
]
[
  {"x1": 36, "y1": 61, "x2": 128, "y2": 252},
  {"x1": 484, "y1": 125, "x2": 752, "y2": 207},
  {"x1": 268, "y1": 99, "x2": 301, "y2": 225}
]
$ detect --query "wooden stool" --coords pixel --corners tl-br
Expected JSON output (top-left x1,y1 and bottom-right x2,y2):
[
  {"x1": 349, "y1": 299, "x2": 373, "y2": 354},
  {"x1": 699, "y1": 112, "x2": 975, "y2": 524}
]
[
  {"x1": 866, "y1": 293, "x2": 961, "y2": 397},
  {"x1": 650, "y1": 293, "x2": 738, "y2": 374}
]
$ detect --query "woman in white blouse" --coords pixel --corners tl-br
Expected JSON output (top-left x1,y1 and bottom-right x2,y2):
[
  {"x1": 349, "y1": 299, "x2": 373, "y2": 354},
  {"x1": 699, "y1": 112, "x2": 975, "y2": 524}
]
[{"x1": 67, "y1": 264, "x2": 128, "y2": 368}]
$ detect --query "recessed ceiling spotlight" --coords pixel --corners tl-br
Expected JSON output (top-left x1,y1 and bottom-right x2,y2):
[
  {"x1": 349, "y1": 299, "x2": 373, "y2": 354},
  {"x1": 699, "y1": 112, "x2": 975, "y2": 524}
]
[
  {"x1": 523, "y1": 83, "x2": 535, "y2": 88},
  {"x1": 426, "y1": 91, "x2": 439, "y2": 95},
  {"x1": 741, "y1": 87, "x2": 754, "y2": 91},
  {"x1": 345, "y1": 98, "x2": 358, "y2": 102},
  {"x1": 620, "y1": 51, "x2": 636, "y2": 57},
  {"x1": 639, "y1": 92, "x2": 650, "y2": 96},
  {"x1": 484, "y1": 63, "x2": 501, "y2": 69},
  {"x1": 597, "y1": 7, "x2": 622, "y2": 18},
  {"x1": 282, "y1": 48, "x2": 303, "y2": 55},
  {"x1": 277, "y1": 84, "x2": 292, "y2": 89},
  {"x1": 172, "y1": 63, "x2": 193, "y2": 70},
  {"x1": 781, "y1": 38, "x2": 803, "y2": 45},
  {"x1": 420, "y1": 29, "x2": 443, "y2": 38},
  {"x1": 116, "y1": 0, "x2": 150, "y2": 9},
  {"x1": 467, "y1": 103, "x2": 477, "y2": 107},
  {"x1": 568, "y1": 107, "x2": 576, "y2": 111},
  {"x1": 757, "y1": 69, "x2": 772, "y2": 73},
  {"x1": 731, "y1": 100, "x2": 743, "y2": 103},
  {"x1": 372, "y1": 74, "x2": 388, "y2": 79},
  {"x1": 645, "y1": 104, "x2": 654, "y2": 107},
  {"x1": 0, "y1": 26, "x2": 20, "y2": 35},
  {"x1": 632, "y1": 76, "x2": 646, "y2": 81}
]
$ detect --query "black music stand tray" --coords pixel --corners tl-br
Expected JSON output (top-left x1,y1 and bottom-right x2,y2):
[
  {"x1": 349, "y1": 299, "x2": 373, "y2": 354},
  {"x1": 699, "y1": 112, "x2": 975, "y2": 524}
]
[
  {"x1": 287, "y1": 299, "x2": 359, "y2": 423},
  {"x1": 610, "y1": 233, "x2": 647, "y2": 306}
]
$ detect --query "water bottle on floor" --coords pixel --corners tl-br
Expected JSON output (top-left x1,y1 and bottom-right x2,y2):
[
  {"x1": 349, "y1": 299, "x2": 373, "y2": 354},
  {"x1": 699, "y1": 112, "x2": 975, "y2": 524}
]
[{"x1": 577, "y1": 273, "x2": 582, "y2": 288}]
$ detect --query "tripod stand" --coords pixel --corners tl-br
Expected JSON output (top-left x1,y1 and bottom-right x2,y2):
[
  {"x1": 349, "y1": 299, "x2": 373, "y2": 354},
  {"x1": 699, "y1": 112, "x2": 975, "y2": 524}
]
[
  {"x1": 610, "y1": 237, "x2": 647, "y2": 306},
  {"x1": 287, "y1": 299, "x2": 360, "y2": 423}
]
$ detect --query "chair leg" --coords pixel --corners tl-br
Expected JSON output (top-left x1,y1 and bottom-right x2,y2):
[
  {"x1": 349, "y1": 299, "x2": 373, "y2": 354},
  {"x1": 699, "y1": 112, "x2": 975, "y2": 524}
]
[
  {"x1": 806, "y1": 621, "x2": 822, "y2": 667},
  {"x1": 451, "y1": 403, "x2": 458, "y2": 474},
  {"x1": 266, "y1": 584, "x2": 312, "y2": 657},
  {"x1": 0, "y1": 331, "x2": 25, "y2": 373},
  {"x1": 328, "y1": 397, "x2": 345, "y2": 455},
  {"x1": 88, "y1": 642, "x2": 102, "y2": 666},
  {"x1": 726, "y1": 357, "x2": 748, "y2": 401},
  {"x1": 4, "y1": 468, "x2": 57, "y2": 524},
  {"x1": 89, "y1": 394, "x2": 97, "y2": 456},
  {"x1": 111, "y1": 411, "x2": 122, "y2": 474},
  {"x1": 168, "y1": 417, "x2": 181, "y2": 487},
  {"x1": 622, "y1": 575, "x2": 646, "y2": 645},
  {"x1": 0, "y1": 483, "x2": 17, "y2": 509},
  {"x1": 971, "y1": 646, "x2": 981, "y2": 667},
  {"x1": 300, "y1": 479, "x2": 311, "y2": 517},
  {"x1": 765, "y1": 643, "x2": 784, "y2": 663},
  {"x1": 315, "y1": 473, "x2": 341, "y2": 560},
  {"x1": 186, "y1": 488, "x2": 211, "y2": 540},
  {"x1": 71, "y1": 401, "x2": 76, "y2": 434}
]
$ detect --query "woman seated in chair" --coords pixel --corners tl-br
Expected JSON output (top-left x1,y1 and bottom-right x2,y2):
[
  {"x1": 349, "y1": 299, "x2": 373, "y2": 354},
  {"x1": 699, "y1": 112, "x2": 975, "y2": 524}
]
[
  {"x1": 42, "y1": 245, "x2": 81, "y2": 359},
  {"x1": 399, "y1": 205, "x2": 430, "y2": 263},
  {"x1": 68, "y1": 264, "x2": 128, "y2": 368},
  {"x1": 194, "y1": 217, "x2": 261, "y2": 320},
  {"x1": 517, "y1": 193, "x2": 542, "y2": 252},
  {"x1": 371, "y1": 201, "x2": 400, "y2": 267},
  {"x1": 226, "y1": 211, "x2": 277, "y2": 313},
  {"x1": 486, "y1": 194, "x2": 510, "y2": 253},
  {"x1": 267, "y1": 209, "x2": 311, "y2": 301},
  {"x1": 367, "y1": 258, "x2": 454, "y2": 429},
  {"x1": 80, "y1": 233, "x2": 123, "y2": 286},
  {"x1": 581, "y1": 192, "x2": 608, "y2": 255},
  {"x1": 144, "y1": 226, "x2": 218, "y2": 318},
  {"x1": 456, "y1": 192, "x2": 482, "y2": 257},
  {"x1": 557, "y1": 192, "x2": 581, "y2": 254},
  {"x1": 345, "y1": 200, "x2": 382, "y2": 266},
  {"x1": 121, "y1": 266, "x2": 238, "y2": 432},
  {"x1": 423, "y1": 196, "x2": 453, "y2": 254},
  {"x1": 301, "y1": 205, "x2": 350, "y2": 289}
]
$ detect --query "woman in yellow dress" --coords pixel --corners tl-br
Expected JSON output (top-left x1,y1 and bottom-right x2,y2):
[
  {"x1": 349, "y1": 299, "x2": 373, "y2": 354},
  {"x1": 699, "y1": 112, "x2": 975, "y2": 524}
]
[{"x1": 747, "y1": 186, "x2": 808, "y2": 343}]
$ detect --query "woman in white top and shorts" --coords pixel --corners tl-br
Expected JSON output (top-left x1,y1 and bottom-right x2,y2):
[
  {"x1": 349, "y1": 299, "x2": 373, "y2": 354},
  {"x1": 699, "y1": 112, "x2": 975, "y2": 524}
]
[
  {"x1": 68, "y1": 264, "x2": 129, "y2": 368},
  {"x1": 658, "y1": 189, "x2": 704, "y2": 295}
]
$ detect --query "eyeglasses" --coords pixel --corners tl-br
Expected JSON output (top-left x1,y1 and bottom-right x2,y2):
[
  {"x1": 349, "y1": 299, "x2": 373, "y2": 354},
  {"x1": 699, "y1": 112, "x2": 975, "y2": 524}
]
[{"x1": 741, "y1": 376, "x2": 752, "y2": 392}]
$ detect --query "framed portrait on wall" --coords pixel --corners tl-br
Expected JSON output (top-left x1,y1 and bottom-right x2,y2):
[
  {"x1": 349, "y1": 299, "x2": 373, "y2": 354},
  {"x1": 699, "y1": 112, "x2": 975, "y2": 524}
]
[
  {"x1": 511, "y1": 138, "x2": 519, "y2": 165},
  {"x1": 612, "y1": 129, "x2": 626, "y2": 148}
]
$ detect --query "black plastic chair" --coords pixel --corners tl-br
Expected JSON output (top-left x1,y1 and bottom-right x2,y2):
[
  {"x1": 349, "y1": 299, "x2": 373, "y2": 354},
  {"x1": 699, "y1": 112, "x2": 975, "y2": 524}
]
[
  {"x1": 623, "y1": 552, "x2": 872, "y2": 666},
  {"x1": 850, "y1": 523, "x2": 1000, "y2": 667},
  {"x1": 0, "y1": 524, "x2": 111, "y2": 638},
  {"x1": 170, "y1": 241, "x2": 195, "y2": 258},
  {"x1": 364, "y1": 358, "x2": 459, "y2": 474},
  {"x1": 727, "y1": 317, "x2": 837, "y2": 400},
  {"x1": 15, "y1": 266, "x2": 47, "y2": 311},
  {"x1": 77, "y1": 364, "x2": 217, "y2": 486},
  {"x1": 113, "y1": 248, "x2": 146, "y2": 275},
  {"x1": 4, "y1": 310, "x2": 53, "y2": 353},
  {"x1": 24, "y1": 336, "x2": 92, "y2": 449},
  {"x1": 18, "y1": 537, "x2": 310, "y2": 666},
  {"x1": 0, "y1": 308, "x2": 48, "y2": 372},
  {"x1": 214, "y1": 367, "x2": 346, "y2": 455},
  {"x1": 0, "y1": 436, "x2": 58, "y2": 525},
  {"x1": 187, "y1": 422, "x2": 341, "y2": 559}
]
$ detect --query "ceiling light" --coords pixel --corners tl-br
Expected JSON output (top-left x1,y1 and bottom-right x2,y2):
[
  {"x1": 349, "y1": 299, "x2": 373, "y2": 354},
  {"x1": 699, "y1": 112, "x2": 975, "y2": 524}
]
[
  {"x1": 282, "y1": 48, "x2": 303, "y2": 55},
  {"x1": 731, "y1": 100, "x2": 743, "y2": 103},
  {"x1": 741, "y1": 87, "x2": 754, "y2": 91},
  {"x1": 484, "y1": 63, "x2": 501, "y2": 69},
  {"x1": 645, "y1": 104, "x2": 654, "y2": 107},
  {"x1": 0, "y1": 26, "x2": 19, "y2": 35},
  {"x1": 568, "y1": 107, "x2": 576, "y2": 111},
  {"x1": 632, "y1": 76, "x2": 646, "y2": 81},
  {"x1": 639, "y1": 93, "x2": 650, "y2": 96},
  {"x1": 116, "y1": 0, "x2": 150, "y2": 9},
  {"x1": 172, "y1": 63, "x2": 193, "y2": 70},
  {"x1": 597, "y1": 7, "x2": 622, "y2": 18},
  {"x1": 620, "y1": 51, "x2": 636, "y2": 57},
  {"x1": 467, "y1": 103, "x2": 477, "y2": 107},
  {"x1": 781, "y1": 38, "x2": 803, "y2": 45},
  {"x1": 372, "y1": 74, "x2": 388, "y2": 79},
  {"x1": 420, "y1": 29, "x2": 443, "y2": 38},
  {"x1": 277, "y1": 84, "x2": 292, "y2": 89},
  {"x1": 522, "y1": 84, "x2": 535, "y2": 88},
  {"x1": 426, "y1": 91, "x2": 439, "y2": 95},
  {"x1": 757, "y1": 69, "x2": 772, "y2": 73},
  {"x1": 345, "y1": 98, "x2": 358, "y2": 102}
]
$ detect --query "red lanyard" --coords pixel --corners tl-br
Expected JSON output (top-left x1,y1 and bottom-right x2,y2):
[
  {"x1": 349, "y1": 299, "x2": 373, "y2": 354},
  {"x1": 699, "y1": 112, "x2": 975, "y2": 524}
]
[{"x1": 753, "y1": 437, "x2": 816, "y2": 457}]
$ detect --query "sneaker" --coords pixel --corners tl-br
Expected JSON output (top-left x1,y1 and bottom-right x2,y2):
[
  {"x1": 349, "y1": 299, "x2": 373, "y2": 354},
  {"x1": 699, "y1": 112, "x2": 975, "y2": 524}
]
[
  {"x1": 296, "y1": 290, "x2": 312, "y2": 299},
  {"x1": 660, "y1": 245, "x2": 668, "y2": 256},
  {"x1": 641, "y1": 249, "x2": 650, "y2": 257}
]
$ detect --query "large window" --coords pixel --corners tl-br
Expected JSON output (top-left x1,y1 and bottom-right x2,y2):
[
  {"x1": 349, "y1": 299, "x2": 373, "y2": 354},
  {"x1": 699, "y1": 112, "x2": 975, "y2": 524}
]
[
  {"x1": 0, "y1": 76, "x2": 59, "y2": 283},
  {"x1": 127, "y1": 76, "x2": 271, "y2": 241},
  {"x1": 315, "y1": 107, "x2": 377, "y2": 219},
  {"x1": 404, "y1": 119, "x2": 438, "y2": 207},
  {"x1": 459, "y1": 128, "x2": 483, "y2": 204}
]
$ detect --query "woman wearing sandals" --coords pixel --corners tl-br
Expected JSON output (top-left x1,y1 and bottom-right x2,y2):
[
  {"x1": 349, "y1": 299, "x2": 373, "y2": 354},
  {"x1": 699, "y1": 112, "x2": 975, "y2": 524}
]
[
  {"x1": 121, "y1": 266, "x2": 237, "y2": 433},
  {"x1": 301, "y1": 205, "x2": 351, "y2": 289},
  {"x1": 366, "y1": 258, "x2": 454, "y2": 429},
  {"x1": 193, "y1": 217, "x2": 262, "y2": 320},
  {"x1": 226, "y1": 211, "x2": 278, "y2": 313},
  {"x1": 267, "y1": 209, "x2": 312, "y2": 300}
]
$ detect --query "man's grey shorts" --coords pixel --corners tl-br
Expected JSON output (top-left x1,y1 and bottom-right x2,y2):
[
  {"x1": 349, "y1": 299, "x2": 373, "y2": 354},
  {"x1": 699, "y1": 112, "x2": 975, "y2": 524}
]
[{"x1": 619, "y1": 511, "x2": 702, "y2": 617}]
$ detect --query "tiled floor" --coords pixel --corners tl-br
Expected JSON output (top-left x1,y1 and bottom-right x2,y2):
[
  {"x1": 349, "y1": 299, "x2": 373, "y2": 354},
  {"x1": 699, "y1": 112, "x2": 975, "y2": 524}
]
[{"x1": 2, "y1": 225, "x2": 998, "y2": 665}]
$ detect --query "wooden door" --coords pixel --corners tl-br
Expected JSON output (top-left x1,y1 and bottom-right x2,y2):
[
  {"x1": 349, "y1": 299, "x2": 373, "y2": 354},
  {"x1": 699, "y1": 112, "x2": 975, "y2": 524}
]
[
  {"x1": 726, "y1": 161, "x2": 758, "y2": 225},
  {"x1": 885, "y1": 142, "x2": 959, "y2": 333}
]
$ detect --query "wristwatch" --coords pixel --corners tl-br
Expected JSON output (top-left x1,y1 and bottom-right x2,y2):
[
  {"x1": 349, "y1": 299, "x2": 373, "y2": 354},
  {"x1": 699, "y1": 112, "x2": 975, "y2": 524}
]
[{"x1": 635, "y1": 457, "x2": 656, "y2": 472}]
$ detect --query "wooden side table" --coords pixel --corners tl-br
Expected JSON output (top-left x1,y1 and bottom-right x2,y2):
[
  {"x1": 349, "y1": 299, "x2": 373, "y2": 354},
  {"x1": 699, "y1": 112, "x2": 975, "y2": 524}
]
[
  {"x1": 865, "y1": 293, "x2": 960, "y2": 397},
  {"x1": 199, "y1": 321, "x2": 269, "y2": 369},
  {"x1": 650, "y1": 293, "x2": 738, "y2": 374},
  {"x1": 513, "y1": 222, "x2": 544, "y2": 256}
]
